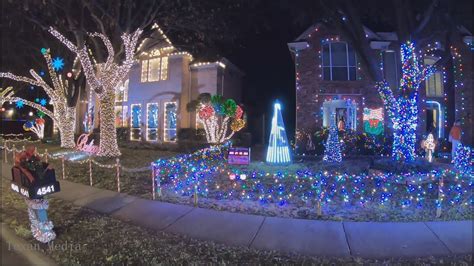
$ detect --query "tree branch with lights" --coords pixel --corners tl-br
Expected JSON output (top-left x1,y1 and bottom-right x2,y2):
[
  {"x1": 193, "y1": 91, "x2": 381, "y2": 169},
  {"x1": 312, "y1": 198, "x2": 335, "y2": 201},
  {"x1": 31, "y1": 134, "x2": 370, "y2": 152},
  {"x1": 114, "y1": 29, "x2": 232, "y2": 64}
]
[
  {"x1": 49, "y1": 27, "x2": 142, "y2": 157},
  {"x1": 187, "y1": 94, "x2": 245, "y2": 145},
  {"x1": 0, "y1": 48, "x2": 82, "y2": 148}
]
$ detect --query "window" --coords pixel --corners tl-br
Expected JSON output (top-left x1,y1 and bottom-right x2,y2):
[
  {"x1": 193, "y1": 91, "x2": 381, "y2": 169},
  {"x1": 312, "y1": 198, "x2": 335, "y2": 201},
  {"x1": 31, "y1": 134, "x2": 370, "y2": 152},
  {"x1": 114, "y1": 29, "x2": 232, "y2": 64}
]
[
  {"x1": 146, "y1": 103, "x2": 159, "y2": 141},
  {"x1": 424, "y1": 57, "x2": 444, "y2": 97},
  {"x1": 115, "y1": 106, "x2": 129, "y2": 128},
  {"x1": 322, "y1": 42, "x2": 356, "y2": 81},
  {"x1": 115, "y1": 79, "x2": 129, "y2": 102},
  {"x1": 141, "y1": 56, "x2": 169, "y2": 82},
  {"x1": 130, "y1": 104, "x2": 142, "y2": 141},
  {"x1": 164, "y1": 102, "x2": 177, "y2": 142},
  {"x1": 383, "y1": 51, "x2": 398, "y2": 91}
]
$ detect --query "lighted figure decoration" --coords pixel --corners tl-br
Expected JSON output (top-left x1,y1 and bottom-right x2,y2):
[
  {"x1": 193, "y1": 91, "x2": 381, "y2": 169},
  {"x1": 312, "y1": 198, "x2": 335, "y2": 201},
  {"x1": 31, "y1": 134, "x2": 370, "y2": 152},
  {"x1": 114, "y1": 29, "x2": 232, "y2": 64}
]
[
  {"x1": 23, "y1": 118, "x2": 45, "y2": 139},
  {"x1": 15, "y1": 99, "x2": 25, "y2": 109},
  {"x1": 306, "y1": 133, "x2": 315, "y2": 151},
  {"x1": 49, "y1": 27, "x2": 142, "y2": 157},
  {"x1": 376, "y1": 41, "x2": 435, "y2": 162},
  {"x1": 189, "y1": 94, "x2": 245, "y2": 145},
  {"x1": 454, "y1": 145, "x2": 471, "y2": 174},
  {"x1": 0, "y1": 47, "x2": 82, "y2": 149},
  {"x1": 266, "y1": 101, "x2": 291, "y2": 164},
  {"x1": 323, "y1": 114, "x2": 342, "y2": 163},
  {"x1": 421, "y1": 133, "x2": 436, "y2": 163},
  {"x1": 51, "y1": 57, "x2": 64, "y2": 72},
  {"x1": 76, "y1": 133, "x2": 99, "y2": 154},
  {"x1": 363, "y1": 108, "x2": 384, "y2": 135}
]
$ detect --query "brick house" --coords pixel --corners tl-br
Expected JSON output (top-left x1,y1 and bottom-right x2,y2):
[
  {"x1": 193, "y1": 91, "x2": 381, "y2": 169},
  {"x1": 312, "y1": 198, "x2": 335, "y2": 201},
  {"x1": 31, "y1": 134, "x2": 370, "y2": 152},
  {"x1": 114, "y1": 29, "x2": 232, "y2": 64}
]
[
  {"x1": 76, "y1": 24, "x2": 244, "y2": 143},
  {"x1": 288, "y1": 23, "x2": 473, "y2": 153}
]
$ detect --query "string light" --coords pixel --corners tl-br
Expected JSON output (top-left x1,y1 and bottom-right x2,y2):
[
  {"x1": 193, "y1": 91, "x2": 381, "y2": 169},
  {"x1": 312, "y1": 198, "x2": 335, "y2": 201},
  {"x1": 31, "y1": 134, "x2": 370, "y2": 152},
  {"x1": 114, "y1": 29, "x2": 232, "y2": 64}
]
[
  {"x1": 152, "y1": 146, "x2": 472, "y2": 209},
  {"x1": 195, "y1": 95, "x2": 245, "y2": 144},
  {"x1": 376, "y1": 41, "x2": 435, "y2": 162},
  {"x1": 266, "y1": 102, "x2": 291, "y2": 164},
  {"x1": 323, "y1": 114, "x2": 342, "y2": 162},
  {"x1": 49, "y1": 27, "x2": 142, "y2": 156}
]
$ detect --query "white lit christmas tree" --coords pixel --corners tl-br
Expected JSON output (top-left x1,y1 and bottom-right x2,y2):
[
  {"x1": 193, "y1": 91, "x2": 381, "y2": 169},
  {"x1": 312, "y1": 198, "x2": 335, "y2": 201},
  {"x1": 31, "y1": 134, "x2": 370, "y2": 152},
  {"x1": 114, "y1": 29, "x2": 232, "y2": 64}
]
[
  {"x1": 323, "y1": 114, "x2": 342, "y2": 163},
  {"x1": 266, "y1": 101, "x2": 291, "y2": 164}
]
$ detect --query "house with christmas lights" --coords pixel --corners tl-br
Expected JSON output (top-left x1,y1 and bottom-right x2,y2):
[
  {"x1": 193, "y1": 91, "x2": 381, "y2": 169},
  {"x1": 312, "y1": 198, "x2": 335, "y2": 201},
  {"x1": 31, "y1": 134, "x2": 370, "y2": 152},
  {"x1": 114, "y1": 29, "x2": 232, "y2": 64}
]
[
  {"x1": 77, "y1": 24, "x2": 243, "y2": 143},
  {"x1": 288, "y1": 23, "x2": 473, "y2": 152}
]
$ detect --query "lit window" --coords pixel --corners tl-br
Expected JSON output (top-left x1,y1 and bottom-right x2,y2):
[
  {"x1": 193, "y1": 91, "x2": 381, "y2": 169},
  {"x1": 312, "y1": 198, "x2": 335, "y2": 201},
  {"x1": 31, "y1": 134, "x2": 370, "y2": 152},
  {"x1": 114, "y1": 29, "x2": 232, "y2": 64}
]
[
  {"x1": 146, "y1": 103, "x2": 159, "y2": 141},
  {"x1": 115, "y1": 79, "x2": 129, "y2": 102},
  {"x1": 141, "y1": 56, "x2": 169, "y2": 82},
  {"x1": 130, "y1": 104, "x2": 142, "y2": 141},
  {"x1": 164, "y1": 102, "x2": 177, "y2": 142},
  {"x1": 321, "y1": 42, "x2": 356, "y2": 81},
  {"x1": 115, "y1": 106, "x2": 129, "y2": 128},
  {"x1": 424, "y1": 57, "x2": 444, "y2": 97},
  {"x1": 322, "y1": 100, "x2": 357, "y2": 130}
]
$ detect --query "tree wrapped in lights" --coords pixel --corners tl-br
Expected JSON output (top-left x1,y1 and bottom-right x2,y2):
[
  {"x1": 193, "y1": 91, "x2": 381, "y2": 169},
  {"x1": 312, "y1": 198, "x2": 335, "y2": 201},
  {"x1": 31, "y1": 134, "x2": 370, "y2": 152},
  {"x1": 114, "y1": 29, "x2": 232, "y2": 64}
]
[
  {"x1": 376, "y1": 42, "x2": 435, "y2": 162},
  {"x1": 0, "y1": 48, "x2": 82, "y2": 148},
  {"x1": 49, "y1": 28, "x2": 142, "y2": 156},
  {"x1": 323, "y1": 114, "x2": 342, "y2": 163},
  {"x1": 266, "y1": 101, "x2": 291, "y2": 164},
  {"x1": 188, "y1": 93, "x2": 245, "y2": 145}
]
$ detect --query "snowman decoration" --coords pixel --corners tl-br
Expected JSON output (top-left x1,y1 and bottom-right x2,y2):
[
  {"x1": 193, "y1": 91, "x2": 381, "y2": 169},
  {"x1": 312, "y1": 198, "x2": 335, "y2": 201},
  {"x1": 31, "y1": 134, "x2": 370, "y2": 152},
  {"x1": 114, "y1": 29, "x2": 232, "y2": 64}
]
[{"x1": 421, "y1": 133, "x2": 436, "y2": 163}]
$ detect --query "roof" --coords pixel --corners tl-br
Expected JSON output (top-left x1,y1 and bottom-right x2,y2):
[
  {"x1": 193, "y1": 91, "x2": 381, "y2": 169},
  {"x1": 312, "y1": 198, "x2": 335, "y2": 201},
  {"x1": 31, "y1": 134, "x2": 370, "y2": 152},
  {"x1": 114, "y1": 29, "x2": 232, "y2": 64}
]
[{"x1": 137, "y1": 24, "x2": 243, "y2": 75}]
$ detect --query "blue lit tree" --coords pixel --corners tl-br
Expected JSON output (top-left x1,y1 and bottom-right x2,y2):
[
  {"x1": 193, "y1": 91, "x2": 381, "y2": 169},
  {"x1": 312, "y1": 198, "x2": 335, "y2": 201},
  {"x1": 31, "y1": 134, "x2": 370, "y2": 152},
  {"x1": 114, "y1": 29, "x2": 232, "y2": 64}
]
[
  {"x1": 266, "y1": 102, "x2": 291, "y2": 164},
  {"x1": 377, "y1": 42, "x2": 435, "y2": 162},
  {"x1": 323, "y1": 114, "x2": 342, "y2": 163}
]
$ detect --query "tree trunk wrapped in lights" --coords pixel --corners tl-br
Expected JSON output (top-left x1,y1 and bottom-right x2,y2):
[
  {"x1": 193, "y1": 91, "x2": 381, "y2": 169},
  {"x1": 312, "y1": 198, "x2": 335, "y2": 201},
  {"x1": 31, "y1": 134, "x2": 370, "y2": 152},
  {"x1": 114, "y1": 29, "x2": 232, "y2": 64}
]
[
  {"x1": 0, "y1": 48, "x2": 81, "y2": 148},
  {"x1": 188, "y1": 94, "x2": 245, "y2": 145},
  {"x1": 49, "y1": 28, "x2": 142, "y2": 157},
  {"x1": 376, "y1": 41, "x2": 434, "y2": 162}
]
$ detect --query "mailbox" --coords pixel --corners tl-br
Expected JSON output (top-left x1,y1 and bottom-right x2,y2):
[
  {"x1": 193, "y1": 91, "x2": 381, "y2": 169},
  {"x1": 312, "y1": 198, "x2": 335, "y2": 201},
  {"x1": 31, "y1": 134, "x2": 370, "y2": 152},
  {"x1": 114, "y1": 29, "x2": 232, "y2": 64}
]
[{"x1": 11, "y1": 164, "x2": 60, "y2": 199}]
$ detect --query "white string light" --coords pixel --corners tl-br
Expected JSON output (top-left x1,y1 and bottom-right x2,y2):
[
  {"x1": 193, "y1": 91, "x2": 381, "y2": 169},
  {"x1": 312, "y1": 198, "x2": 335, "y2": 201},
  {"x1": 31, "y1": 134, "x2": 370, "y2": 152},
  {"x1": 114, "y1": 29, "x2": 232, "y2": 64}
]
[
  {"x1": 49, "y1": 27, "x2": 142, "y2": 157},
  {"x1": 0, "y1": 48, "x2": 77, "y2": 148}
]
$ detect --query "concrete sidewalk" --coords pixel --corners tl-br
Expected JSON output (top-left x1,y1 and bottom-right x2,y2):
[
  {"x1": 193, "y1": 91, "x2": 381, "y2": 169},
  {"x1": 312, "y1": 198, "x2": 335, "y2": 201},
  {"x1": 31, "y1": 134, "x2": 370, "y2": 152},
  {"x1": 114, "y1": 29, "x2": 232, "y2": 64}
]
[{"x1": 1, "y1": 161, "x2": 472, "y2": 259}]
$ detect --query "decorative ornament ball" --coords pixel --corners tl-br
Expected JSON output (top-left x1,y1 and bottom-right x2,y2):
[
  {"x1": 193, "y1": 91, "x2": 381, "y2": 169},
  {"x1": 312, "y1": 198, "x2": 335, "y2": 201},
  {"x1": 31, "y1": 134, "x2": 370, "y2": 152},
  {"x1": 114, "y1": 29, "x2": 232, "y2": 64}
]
[
  {"x1": 40, "y1": 48, "x2": 48, "y2": 55},
  {"x1": 229, "y1": 173, "x2": 236, "y2": 180},
  {"x1": 240, "y1": 174, "x2": 247, "y2": 180},
  {"x1": 231, "y1": 119, "x2": 245, "y2": 132},
  {"x1": 235, "y1": 105, "x2": 243, "y2": 119},
  {"x1": 198, "y1": 105, "x2": 214, "y2": 120},
  {"x1": 36, "y1": 118, "x2": 45, "y2": 125},
  {"x1": 23, "y1": 121, "x2": 34, "y2": 131}
]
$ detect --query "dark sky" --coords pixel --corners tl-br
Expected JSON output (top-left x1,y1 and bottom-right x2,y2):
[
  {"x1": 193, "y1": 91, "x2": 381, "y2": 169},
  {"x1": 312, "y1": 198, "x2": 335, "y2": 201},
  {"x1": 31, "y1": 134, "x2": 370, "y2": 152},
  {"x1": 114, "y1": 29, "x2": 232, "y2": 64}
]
[{"x1": 223, "y1": 5, "x2": 308, "y2": 143}]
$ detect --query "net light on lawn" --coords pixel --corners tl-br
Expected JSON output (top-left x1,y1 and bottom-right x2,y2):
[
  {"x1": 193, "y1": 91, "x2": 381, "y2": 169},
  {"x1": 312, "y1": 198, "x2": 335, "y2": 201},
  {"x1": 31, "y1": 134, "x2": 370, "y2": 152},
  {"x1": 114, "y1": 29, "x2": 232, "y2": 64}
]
[{"x1": 266, "y1": 101, "x2": 291, "y2": 164}]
